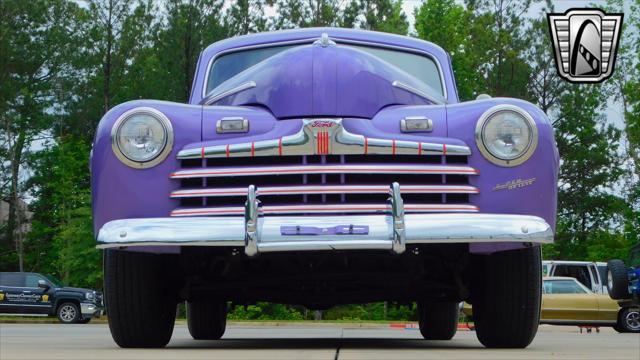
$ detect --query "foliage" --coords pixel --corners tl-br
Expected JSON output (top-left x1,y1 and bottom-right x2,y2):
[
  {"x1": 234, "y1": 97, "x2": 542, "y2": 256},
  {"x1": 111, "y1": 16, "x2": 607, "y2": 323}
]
[{"x1": 228, "y1": 302, "x2": 304, "y2": 320}]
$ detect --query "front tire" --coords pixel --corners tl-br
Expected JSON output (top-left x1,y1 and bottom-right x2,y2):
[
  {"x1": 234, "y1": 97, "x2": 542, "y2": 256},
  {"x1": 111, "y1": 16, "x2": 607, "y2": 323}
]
[
  {"x1": 617, "y1": 308, "x2": 640, "y2": 333},
  {"x1": 57, "y1": 302, "x2": 81, "y2": 324},
  {"x1": 104, "y1": 250, "x2": 179, "y2": 348},
  {"x1": 187, "y1": 300, "x2": 227, "y2": 340},
  {"x1": 471, "y1": 247, "x2": 541, "y2": 348},
  {"x1": 417, "y1": 301, "x2": 459, "y2": 340},
  {"x1": 607, "y1": 260, "x2": 629, "y2": 300}
]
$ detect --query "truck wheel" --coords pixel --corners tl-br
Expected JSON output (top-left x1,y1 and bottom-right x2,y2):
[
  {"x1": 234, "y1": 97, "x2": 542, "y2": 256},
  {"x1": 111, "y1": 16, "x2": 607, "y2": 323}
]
[
  {"x1": 57, "y1": 302, "x2": 81, "y2": 323},
  {"x1": 104, "y1": 250, "x2": 178, "y2": 348},
  {"x1": 471, "y1": 247, "x2": 541, "y2": 348},
  {"x1": 417, "y1": 301, "x2": 459, "y2": 340},
  {"x1": 187, "y1": 300, "x2": 227, "y2": 340},
  {"x1": 617, "y1": 308, "x2": 640, "y2": 333},
  {"x1": 607, "y1": 260, "x2": 629, "y2": 300}
]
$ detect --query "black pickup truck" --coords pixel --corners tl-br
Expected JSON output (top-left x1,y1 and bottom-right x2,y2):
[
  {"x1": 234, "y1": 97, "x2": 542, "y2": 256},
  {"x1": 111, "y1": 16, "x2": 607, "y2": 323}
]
[{"x1": 0, "y1": 272, "x2": 104, "y2": 323}]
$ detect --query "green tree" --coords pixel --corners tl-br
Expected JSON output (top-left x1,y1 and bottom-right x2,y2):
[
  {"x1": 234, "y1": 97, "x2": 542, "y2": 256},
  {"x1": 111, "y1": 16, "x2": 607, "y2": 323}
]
[
  {"x1": 414, "y1": 0, "x2": 482, "y2": 100},
  {"x1": 552, "y1": 85, "x2": 626, "y2": 259},
  {"x1": 26, "y1": 139, "x2": 99, "y2": 288},
  {"x1": 226, "y1": 0, "x2": 268, "y2": 35},
  {"x1": 156, "y1": 0, "x2": 228, "y2": 101},
  {"x1": 0, "y1": 0, "x2": 85, "y2": 270},
  {"x1": 271, "y1": 0, "x2": 345, "y2": 28},
  {"x1": 357, "y1": 0, "x2": 408, "y2": 35}
]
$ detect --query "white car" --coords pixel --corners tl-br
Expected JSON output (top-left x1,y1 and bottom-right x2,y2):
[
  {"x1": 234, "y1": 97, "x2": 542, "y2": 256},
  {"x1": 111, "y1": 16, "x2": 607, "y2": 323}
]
[{"x1": 543, "y1": 260, "x2": 608, "y2": 294}]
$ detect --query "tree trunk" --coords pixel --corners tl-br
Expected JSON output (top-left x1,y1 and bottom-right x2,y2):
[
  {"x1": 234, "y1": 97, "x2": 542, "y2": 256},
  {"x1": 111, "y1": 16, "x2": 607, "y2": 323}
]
[
  {"x1": 5, "y1": 131, "x2": 26, "y2": 253},
  {"x1": 103, "y1": 0, "x2": 114, "y2": 114}
]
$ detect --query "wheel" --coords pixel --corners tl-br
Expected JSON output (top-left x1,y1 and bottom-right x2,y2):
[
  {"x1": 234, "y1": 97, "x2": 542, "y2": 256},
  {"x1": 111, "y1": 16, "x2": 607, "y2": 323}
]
[
  {"x1": 187, "y1": 300, "x2": 227, "y2": 340},
  {"x1": 78, "y1": 318, "x2": 92, "y2": 324},
  {"x1": 57, "y1": 302, "x2": 81, "y2": 324},
  {"x1": 471, "y1": 247, "x2": 541, "y2": 348},
  {"x1": 417, "y1": 301, "x2": 459, "y2": 340},
  {"x1": 607, "y1": 259, "x2": 629, "y2": 300},
  {"x1": 104, "y1": 250, "x2": 179, "y2": 348},
  {"x1": 617, "y1": 308, "x2": 640, "y2": 333}
]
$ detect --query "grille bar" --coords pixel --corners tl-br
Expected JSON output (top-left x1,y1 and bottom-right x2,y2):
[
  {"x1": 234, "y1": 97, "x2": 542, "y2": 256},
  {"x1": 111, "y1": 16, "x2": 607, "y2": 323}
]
[
  {"x1": 170, "y1": 184, "x2": 479, "y2": 198},
  {"x1": 171, "y1": 164, "x2": 478, "y2": 179},
  {"x1": 170, "y1": 203, "x2": 479, "y2": 217}
]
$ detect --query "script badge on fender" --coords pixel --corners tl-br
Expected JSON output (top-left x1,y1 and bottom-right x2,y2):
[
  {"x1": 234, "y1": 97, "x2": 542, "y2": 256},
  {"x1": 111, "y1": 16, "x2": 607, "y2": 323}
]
[{"x1": 548, "y1": 8, "x2": 623, "y2": 83}]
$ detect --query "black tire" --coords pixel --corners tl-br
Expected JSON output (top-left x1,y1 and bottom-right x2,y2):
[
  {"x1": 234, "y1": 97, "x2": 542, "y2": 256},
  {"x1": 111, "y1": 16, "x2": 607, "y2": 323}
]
[
  {"x1": 57, "y1": 302, "x2": 81, "y2": 324},
  {"x1": 471, "y1": 247, "x2": 541, "y2": 348},
  {"x1": 187, "y1": 300, "x2": 227, "y2": 340},
  {"x1": 104, "y1": 250, "x2": 179, "y2": 348},
  {"x1": 607, "y1": 260, "x2": 629, "y2": 300},
  {"x1": 617, "y1": 308, "x2": 640, "y2": 333},
  {"x1": 417, "y1": 301, "x2": 459, "y2": 340}
]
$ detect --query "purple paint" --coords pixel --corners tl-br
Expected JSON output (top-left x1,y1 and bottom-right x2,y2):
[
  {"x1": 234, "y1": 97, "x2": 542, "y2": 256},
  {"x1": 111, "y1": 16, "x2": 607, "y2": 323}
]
[{"x1": 92, "y1": 28, "x2": 558, "y2": 254}]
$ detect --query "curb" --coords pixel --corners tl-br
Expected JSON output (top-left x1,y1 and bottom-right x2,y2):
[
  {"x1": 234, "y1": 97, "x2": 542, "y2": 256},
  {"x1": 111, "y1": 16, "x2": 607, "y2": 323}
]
[{"x1": 389, "y1": 323, "x2": 473, "y2": 331}]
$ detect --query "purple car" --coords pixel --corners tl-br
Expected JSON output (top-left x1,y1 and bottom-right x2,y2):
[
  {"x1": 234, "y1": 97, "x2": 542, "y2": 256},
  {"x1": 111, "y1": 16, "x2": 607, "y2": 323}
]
[{"x1": 93, "y1": 28, "x2": 558, "y2": 348}]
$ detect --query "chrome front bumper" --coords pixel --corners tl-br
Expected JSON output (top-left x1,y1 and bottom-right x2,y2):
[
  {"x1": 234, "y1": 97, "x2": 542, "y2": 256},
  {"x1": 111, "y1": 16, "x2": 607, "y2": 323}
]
[
  {"x1": 80, "y1": 302, "x2": 103, "y2": 318},
  {"x1": 97, "y1": 183, "x2": 553, "y2": 255}
]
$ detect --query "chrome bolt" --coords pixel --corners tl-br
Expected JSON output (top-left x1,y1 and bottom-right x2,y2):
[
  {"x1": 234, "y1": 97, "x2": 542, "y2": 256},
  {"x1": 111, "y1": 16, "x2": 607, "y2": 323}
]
[
  {"x1": 521, "y1": 225, "x2": 529, "y2": 234},
  {"x1": 119, "y1": 231, "x2": 127, "y2": 238}
]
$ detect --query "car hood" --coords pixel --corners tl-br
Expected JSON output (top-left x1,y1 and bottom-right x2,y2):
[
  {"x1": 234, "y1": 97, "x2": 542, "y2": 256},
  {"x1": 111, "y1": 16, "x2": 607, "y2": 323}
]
[
  {"x1": 58, "y1": 286, "x2": 95, "y2": 293},
  {"x1": 205, "y1": 43, "x2": 440, "y2": 119}
]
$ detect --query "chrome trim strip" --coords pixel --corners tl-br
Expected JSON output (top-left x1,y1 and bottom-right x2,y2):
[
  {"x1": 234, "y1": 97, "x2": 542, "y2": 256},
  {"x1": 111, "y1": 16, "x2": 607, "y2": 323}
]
[
  {"x1": 474, "y1": 104, "x2": 539, "y2": 167},
  {"x1": 201, "y1": 37, "x2": 449, "y2": 101},
  {"x1": 96, "y1": 214, "x2": 554, "y2": 249},
  {"x1": 171, "y1": 164, "x2": 478, "y2": 179},
  {"x1": 202, "y1": 81, "x2": 256, "y2": 105},
  {"x1": 170, "y1": 184, "x2": 479, "y2": 198},
  {"x1": 170, "y1": 204, "x2": 479, "y2": 217},
  {"x1": 178, "y1": 119, "x2": 471, "y2": 159},
  {"x1": 392, "y1": 81, "x2": 447, "y2": 105},
  {"x1": 110, "y1": 107, "x2": 174, "y2": 169}
]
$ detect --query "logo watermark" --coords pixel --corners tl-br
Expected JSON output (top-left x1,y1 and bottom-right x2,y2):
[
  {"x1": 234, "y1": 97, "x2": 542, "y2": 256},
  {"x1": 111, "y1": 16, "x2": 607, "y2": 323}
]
[{"x1": 548, "y1": 8, "x2": 623, "y2": 83}]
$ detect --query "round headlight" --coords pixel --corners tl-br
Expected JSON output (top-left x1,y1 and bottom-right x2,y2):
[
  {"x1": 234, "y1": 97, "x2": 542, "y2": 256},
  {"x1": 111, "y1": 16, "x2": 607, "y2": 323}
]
[
  {"x1": 475, "y1": 105, "x2": 538, "y2": 167},
  {"x1": 111, "y1": 107, "x2": 173, "y2": 168}
]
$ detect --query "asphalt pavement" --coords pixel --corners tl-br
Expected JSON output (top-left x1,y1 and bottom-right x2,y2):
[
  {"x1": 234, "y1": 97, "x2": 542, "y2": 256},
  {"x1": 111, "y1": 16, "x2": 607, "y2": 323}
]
[{"x1": 0, "y1": 323, "x2": 638, "y2": 360}]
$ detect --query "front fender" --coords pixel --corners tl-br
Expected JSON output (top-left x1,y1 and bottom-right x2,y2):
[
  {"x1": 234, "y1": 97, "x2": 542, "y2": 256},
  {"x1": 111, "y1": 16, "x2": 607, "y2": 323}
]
[
  {"x1": 447, "y1": 98, "x2": 559, "y2": 231},
  {"x1": 91, "y1": 100, "x2": 202, "y2": 234}
]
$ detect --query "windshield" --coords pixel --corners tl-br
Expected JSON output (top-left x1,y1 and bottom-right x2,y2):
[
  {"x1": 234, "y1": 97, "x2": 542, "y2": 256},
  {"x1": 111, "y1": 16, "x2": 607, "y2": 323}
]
[
  {"x1": 45, "y1": 274, "x2": 65, "y2": 287},
  {"x1": 543, "y1": 280, "x2": 590, "y2": 294},
  {"x1": 206, "y1": 43, "x2": 444, "y2": 96}
]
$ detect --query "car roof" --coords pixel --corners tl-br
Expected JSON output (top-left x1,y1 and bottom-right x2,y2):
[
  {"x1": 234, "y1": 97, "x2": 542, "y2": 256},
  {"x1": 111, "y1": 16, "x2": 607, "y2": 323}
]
[
  {"x1": 543, "y1": 276, "x2": 578, "y2": 281},
  {"x1": 543, "y1": 260, "x2": 606, "y2": 265}
]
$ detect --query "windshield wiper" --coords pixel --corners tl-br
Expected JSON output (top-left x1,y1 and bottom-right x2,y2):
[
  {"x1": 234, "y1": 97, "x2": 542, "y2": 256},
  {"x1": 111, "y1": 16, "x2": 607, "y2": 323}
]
[
  {"x1": 202, "y1": 81, "x2": 257, "y2": 106},
  {"x1": 392, "y1": 80, "x2": 447, "y2": 105}
]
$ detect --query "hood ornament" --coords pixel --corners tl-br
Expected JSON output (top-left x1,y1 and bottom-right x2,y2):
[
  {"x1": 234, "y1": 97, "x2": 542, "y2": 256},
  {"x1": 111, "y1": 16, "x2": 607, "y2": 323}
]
[{"x1": 314, "y1": 33, "x2": 336, "y2": 47}]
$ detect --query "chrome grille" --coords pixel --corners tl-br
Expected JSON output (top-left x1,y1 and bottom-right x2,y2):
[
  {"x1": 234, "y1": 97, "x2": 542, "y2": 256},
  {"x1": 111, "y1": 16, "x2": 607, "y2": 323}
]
[{"x1": 170, "y1": 154, "x2": 478, "y2": 216}]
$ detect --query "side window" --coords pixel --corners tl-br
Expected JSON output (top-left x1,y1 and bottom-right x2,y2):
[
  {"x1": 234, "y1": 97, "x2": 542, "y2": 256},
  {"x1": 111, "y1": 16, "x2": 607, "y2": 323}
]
[
  {"x1": 25, "y1": 274, "x2": 45, "y2": 288},
  {"x1": 0, "y1": 273, "x2": 25, "y2": 287},
  {"x1": 553, "y1": 265, "x2": 592, "y2": 289},
  {"x1": 546, "y1": 280, "x2": 587, "y2": 294}
]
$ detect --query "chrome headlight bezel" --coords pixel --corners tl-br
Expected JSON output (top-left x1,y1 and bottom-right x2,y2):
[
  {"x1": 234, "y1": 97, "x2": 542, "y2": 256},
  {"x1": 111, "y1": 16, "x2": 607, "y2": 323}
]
[
  {"x1": 111, "y1": 107, "x2": 174, "y2": 169},
  {"x1": 475, "y1": 104, "x2": 538, "y2": 167},
  {"x1": 85, "y1": 291, "x2": 95, "y2": 301}
]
